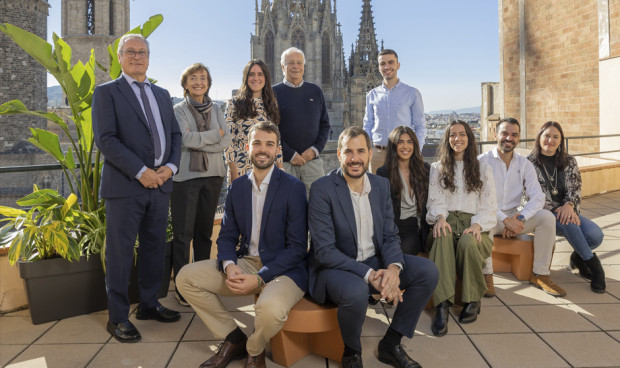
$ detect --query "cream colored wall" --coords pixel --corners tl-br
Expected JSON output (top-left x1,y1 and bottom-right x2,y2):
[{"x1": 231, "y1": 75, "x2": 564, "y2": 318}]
[{"x1": 581, "y1": 163, "x2": 620, "y2": 197}]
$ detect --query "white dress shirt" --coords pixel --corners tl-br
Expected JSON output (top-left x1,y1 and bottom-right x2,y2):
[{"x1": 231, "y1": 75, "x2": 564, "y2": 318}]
[
  {"x1": 426, "y1": 161, "x2": 498, "y2": 231},
  {"x1": 349, "y1": 174, "x2": 376, "y2": 263},
  {"x1": 478, "y1": 147, "x2": 545, "y2": 222}
]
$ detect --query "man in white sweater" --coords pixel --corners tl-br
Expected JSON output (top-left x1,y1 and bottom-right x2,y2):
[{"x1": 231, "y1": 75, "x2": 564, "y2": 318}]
[{"x1": 478, "y1": 118, "x2": 566, "y2": 297}]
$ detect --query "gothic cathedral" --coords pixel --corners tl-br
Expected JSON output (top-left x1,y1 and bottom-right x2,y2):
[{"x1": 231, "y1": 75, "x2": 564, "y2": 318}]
[{"x1": 251, "y1": 0, "x2": 382, "y2": 137}]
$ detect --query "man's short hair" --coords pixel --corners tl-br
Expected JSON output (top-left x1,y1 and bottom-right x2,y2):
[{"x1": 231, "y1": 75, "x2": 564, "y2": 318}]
[
  {"x1": 378, "y1": 49, "x2": 398, "y2": 60},
  {"x1": 249, "y1": 121, "x2": 281, "y2": 145},
  {"x1": 280, "y1": 47, "x2": 306, "y2": 66},
  {"x1": 496, "y1": 117, "x2": 520, "y2": 131},
  {"x1": 117, "y1": 33, "x2": 149, "y2": 55},
  {"x1": 338, "y1": 126, "x2": 371, "y2": 151}
]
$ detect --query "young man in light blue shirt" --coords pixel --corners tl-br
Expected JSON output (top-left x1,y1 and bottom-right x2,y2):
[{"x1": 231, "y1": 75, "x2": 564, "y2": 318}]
[{"x1": 363, "y1": 49, "x2": 426, "y2": 173}]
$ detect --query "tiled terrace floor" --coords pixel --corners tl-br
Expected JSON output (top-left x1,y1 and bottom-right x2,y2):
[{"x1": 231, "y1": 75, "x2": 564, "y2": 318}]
[{"x1": 2, "y1": 191, "x2": 620, "y2": 367}]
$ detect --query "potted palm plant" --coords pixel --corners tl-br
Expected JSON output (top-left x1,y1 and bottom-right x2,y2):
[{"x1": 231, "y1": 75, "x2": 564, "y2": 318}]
[{"x1": 0, "y1": 15, "x2": 172, "y2": 324}]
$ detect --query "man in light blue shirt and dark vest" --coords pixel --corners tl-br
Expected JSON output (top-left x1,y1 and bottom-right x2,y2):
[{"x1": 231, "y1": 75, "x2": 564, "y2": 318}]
[
  {"x1": 363, "y1": 49, "x2": 426, "y2": 173},
  {"x1": 273, "y1": 47, "x2": 331, "y2": 195}
]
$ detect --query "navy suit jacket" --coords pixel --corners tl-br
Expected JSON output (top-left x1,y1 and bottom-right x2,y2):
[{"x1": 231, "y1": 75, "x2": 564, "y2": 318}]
[
  {"x1": 92, "y1": 76, "x2": 181, "y2": 198},
  {"x1": 307, "y1": 169, "x2": 404, "y2": 303},
  {"x1": 217, "y1": 167, "x2": 309, "y2": 292}
]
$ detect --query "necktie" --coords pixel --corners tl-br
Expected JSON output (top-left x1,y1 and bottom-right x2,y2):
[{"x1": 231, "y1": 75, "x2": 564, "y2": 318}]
[{"x1": 134, "y1": 81, "x2": 162, "y2": 158}]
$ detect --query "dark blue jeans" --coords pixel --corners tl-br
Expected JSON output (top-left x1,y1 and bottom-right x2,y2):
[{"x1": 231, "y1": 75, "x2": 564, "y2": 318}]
[{"x1": 556, "y1": 215, "x2": 604, "y2": 260}]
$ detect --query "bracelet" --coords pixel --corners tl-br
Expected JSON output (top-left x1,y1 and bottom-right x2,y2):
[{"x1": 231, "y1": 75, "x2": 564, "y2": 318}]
[{"x1": 257, "y1": 275, "x2": 265, "y2": 288}]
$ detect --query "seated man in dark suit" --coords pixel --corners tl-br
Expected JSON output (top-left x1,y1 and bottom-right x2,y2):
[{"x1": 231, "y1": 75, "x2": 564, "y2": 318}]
[
  {"x1": 308, "y1": 126, "x2": 438, "y2": 368},
  {"x1": 176, "y1": 122, "x2": 308, "y2": 368}
]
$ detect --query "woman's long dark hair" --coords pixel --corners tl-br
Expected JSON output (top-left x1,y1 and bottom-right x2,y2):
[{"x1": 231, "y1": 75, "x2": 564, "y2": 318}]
[
  {"x1": 530, "y1": 121, "x2": 569, "y2": 170},
  {"x1": 438, "y1": 120, "x2": 483, "y2": 193},
  {"x1": 384, "y1": 126, "x2": 429, "y2": 218},
  {"x1": 231, "y1": 60, "x2": 280, "y2": 124}
]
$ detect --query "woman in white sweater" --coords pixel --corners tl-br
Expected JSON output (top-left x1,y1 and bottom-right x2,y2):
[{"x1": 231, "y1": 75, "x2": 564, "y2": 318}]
[{"x1": 426, "y1": 120, "x2": 497, "y2": 336}]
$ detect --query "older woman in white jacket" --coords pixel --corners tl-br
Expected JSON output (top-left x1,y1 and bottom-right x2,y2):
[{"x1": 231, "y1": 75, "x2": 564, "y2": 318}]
[
  {"x1": 426, "y1": 120, "x2": 497, "y2": 337},
  {"x1": 171, "y1": 63, "x2": 232, "y2": 306}
]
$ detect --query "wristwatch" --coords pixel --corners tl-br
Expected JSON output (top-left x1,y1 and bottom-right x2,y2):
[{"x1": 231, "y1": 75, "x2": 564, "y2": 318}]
[{"x1": 516, "y1": 214, "x2": 526, "y2": 222}]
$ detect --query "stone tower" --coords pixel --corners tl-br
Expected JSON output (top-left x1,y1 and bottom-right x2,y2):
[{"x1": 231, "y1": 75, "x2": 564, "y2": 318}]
[
  {"x1": 346, "y1": 0, "x2": 382, "y2": 128},
  {"x1": 0, "y1": 0, "x2": 49, "y2": 154},
  {"x1": 61, "y1": 0, "x2": 129, "y2": 85},
  {"x1": 251, "y1": 0, "x2": 348, "y2": 137}
]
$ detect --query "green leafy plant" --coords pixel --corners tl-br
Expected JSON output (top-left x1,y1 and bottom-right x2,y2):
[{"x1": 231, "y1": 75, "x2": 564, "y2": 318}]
[
  {"x1": 0, "y1": 15, "x2": 164, "y2": 213},
  {"x1": 0, "y1": 187, "x2": 83, "y2": 265}
]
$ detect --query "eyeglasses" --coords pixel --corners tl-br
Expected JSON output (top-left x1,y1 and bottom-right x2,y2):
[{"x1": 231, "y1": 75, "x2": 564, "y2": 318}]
[
  {"x1": 120, "y1": 50, "x2": 149, "y2": 59},
  {"x1": 285, "y1": 60, "x2": 304, "y2": 66}
]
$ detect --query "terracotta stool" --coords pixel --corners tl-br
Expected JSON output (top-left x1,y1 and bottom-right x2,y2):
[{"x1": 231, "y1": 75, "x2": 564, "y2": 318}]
[
  {"x1": 492, "y1": 234, "x2": 534, "y2": 280},
  {"x1": 270, "y1": 295, "x2": 344, "y2": 367}
]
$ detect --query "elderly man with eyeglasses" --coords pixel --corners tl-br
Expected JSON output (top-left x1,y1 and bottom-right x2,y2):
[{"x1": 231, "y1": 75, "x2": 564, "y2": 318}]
[{"x1": 272, "y1": 47, "x2": 331, "y2": 195}]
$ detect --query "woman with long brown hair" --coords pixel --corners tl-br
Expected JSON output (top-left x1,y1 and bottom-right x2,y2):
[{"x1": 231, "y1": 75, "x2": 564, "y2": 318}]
[
  {"x1": 426, "y1": 120, "x2": 497, "y2": 336},
  {"x1": 528, "y1": 121, "x2": 605, "y2": 293},
  {"x1": 376, "y1": 126, "x2": 430, "y2": 255},
  {"x1": 225, "y1": 60, "x2": 281, "y2": 182}
]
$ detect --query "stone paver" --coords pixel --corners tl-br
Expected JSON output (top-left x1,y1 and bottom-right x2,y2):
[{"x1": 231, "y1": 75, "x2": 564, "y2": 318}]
[{"x1": 1, "y1": 191, "x2": 620, "y2": 367}]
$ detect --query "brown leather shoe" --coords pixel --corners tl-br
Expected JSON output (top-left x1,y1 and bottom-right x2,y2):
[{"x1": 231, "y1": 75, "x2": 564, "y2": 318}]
[
  {"x1": 483, "y1": 274, "x2": 495, "y2": 297},
  {"x1": 529, "y1": 274, "x2": 567, "y2": 297},
  {"x1": 245, "y1": 351, "x2": 266, "y2": 368},
  {"x1": 200, "y1": 335, "x2": 247, "y2": 368}
]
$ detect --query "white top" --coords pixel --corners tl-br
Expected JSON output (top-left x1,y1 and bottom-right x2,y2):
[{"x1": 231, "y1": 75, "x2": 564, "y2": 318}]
[
  {"x1": 426, "y1": 161, "x2": 498, "y2": 232},
  {"x1": 478, "y1": 147, "x2": 545, "y2": 222}
]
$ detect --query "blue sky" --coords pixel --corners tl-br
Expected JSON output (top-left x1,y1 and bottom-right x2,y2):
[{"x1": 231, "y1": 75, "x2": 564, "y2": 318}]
[{"x1": 46, "y1": 0, "x2": 499, "y2": 112}]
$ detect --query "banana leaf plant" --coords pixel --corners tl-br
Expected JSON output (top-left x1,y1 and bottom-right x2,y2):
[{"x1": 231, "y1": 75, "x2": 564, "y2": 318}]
[
  {"x1": 0, "y1": 15, "x2": 163, "y2": 263},
  {"x1": 0, "y1": 14, "x2": 163, "y2": 213}
]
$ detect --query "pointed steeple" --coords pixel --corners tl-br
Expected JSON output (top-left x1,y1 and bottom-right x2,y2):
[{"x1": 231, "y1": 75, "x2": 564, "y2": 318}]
[{"x1": 355, "y1": 0, "x2": 378, "y2": 59}]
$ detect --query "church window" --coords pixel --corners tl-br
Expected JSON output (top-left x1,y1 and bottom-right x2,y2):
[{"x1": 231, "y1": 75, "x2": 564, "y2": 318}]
[
  {"x1": 264, "y1": 31, "x2": 275, "y2": 81},
  {"x1": 87, "y1": 0, "x2": 95, "y2": 34},
  {"x1": 291, "y1": 28, "x2": 305, "y2": 53},
  {"x1": 322, "y1": 32, "x2": 331, "y2": 86}
]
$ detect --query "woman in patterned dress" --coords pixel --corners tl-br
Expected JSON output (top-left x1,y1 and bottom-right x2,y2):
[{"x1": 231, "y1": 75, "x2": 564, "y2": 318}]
[
  {"x1": 225, "y1": 60, "x2": 281, "y2": 182},
  {"x1": 426, "y1": 120, "x2": 497, "y2": 336},
  {"x1": 528, "y1": 121, "x2": 605, "y2": 293}
]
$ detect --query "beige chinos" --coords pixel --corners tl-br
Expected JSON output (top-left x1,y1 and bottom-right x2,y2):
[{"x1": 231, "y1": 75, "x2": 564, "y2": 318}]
[{"x1": 176, "y1": 256, "x2": 304, "y2": 356}]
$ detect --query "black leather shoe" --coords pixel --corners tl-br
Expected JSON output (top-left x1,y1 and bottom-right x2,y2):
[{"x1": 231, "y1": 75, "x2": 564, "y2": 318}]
[
  {"x1": 431, "y1": 301, "x2": 450, "y2": 336},
  {"x1": 136, "y1": 305, "x2": 181, "y2": 322},
  {"x1": 107, "y1": 320, "x2": 141, "y2": 343},
  {"x1": 458, "y1": 301, "x2": 481, "y2": 324},
  {"x1": 342, "y1": 353, "x2": 363, "y2": 368},
  {"x1": 377, "y1": 342, "x2": 421, "y2": 368}
]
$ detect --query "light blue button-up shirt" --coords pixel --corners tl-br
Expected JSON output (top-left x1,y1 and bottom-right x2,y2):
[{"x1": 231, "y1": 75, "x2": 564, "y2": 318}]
[{"x1": 363, "y1": 80, "x2": 426, "y2": 149}]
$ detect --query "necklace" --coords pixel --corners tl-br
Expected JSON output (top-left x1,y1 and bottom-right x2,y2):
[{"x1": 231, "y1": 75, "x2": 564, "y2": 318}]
[{"x1": 541, "y1": 162, "x2": 559, "y2": 195}]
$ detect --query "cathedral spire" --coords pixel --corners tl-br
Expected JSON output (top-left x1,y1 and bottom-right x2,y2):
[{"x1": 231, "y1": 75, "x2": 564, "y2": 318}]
[{"x1": 355, "y1": 0, "x2": 379, "y2": 59}]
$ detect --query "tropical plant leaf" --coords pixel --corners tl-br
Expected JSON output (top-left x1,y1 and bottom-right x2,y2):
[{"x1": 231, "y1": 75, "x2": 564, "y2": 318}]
[
  {"x1": 0, "y1": 100, "x2": 67, "y2": 129},
  {"x1": 16, "y1": 188, "x2": 64, "y2": 207},
  {"x1": 27, "y1": 128, "x2": 65, "y2": 163},
  {"x1": 0, "y1": 206, "x2": 26, "y2": 218},
  {"x1": 141, "y1": 14, "x2": 164, "y2": 38}
]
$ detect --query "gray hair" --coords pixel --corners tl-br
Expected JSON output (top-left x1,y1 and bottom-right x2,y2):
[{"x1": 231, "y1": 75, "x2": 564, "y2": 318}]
[
  {"x1": 280, "y1": 47, "x2": 305, "y2": 66},
  {"x1": 117, "y1": 34, "x2": 150, "y2": 55}
]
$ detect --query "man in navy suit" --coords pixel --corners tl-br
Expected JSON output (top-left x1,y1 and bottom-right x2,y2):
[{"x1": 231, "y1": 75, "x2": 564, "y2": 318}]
[
  {"x1": 308, "y1": 127, "x2": 438, "y2": 368},
  {"x1": 93, "y1": 34, "x2": 182, "y2": 343},
  {"x1": 177, "y1": 122, "x2": 308, "y2": 368}
]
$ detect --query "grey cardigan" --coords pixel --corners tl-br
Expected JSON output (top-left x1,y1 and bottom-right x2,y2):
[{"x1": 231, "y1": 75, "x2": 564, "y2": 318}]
[{"x1": 172, "y1": 100, "x2": 232, "y2": 182}]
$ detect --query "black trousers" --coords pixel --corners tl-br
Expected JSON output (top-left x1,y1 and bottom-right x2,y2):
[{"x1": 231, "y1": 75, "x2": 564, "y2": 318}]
[
  {"x1": 171, "y1": 176, "x2": 224, "y2": 282},
  {"x1": 397, "y1": 217, "x2": 423, "y2": 255},
  {"x1": 323, "y1": 255, "x2": 438, "y2": 352}
]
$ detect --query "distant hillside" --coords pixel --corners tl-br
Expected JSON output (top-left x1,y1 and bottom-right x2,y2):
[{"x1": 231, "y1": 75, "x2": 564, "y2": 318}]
[
  {"x1": 428, "y1": 106, "x2": 480, "y2": 115},
  {"x1": 47, "y1": 85, "x2": 63, "y2": 107}
]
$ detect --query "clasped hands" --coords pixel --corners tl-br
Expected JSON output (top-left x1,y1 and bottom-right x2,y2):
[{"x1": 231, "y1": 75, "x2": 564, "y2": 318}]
[
  {"x1": 555, "y1": 203, "x2": 580, "y2": 226},
  {"x1": 139, "y1": 166, "x2": 173, "y2": 189},
  {"x1": 369, "y1": 265, "x2": 403, "y2": 306},
  {"x1": 290, "y1": 148, "x2": 316, "y2": 166},
  {"x1": 224, "y1": 264, "x2": 263, "y2": 294}
]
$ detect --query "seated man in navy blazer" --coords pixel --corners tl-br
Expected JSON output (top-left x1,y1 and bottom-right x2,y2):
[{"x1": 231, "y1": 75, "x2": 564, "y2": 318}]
[
  {"x1": 308, "y1": 126, "x2": 438, "y2": 368},
  {"x1": 93, "y1": 34, "x2": 182, "y2": 343},
  {"x1": 177, "y1": 122, "x2": 308, "y2": 368}
]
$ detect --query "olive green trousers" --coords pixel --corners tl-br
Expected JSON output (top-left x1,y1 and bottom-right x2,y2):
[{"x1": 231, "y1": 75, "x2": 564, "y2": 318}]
[{"x1": 429, "y1": 211, "x2": 492, "y2": 306}]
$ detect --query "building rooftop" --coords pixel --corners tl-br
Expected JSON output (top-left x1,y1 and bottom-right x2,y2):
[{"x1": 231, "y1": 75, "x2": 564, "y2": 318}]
[{"x1": 2, "y1": 190, "x2": 620, "y2": 367}]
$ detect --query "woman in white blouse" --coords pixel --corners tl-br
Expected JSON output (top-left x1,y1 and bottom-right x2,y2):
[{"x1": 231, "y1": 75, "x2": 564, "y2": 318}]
[{"x1": 426, "y1": 120, "x2": 497, "y2": 337}]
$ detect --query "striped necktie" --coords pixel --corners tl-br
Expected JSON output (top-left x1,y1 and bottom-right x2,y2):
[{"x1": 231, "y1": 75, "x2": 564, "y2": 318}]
[{"x1": 134, "y1": 81, "x2": 162, "y2": 158}]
